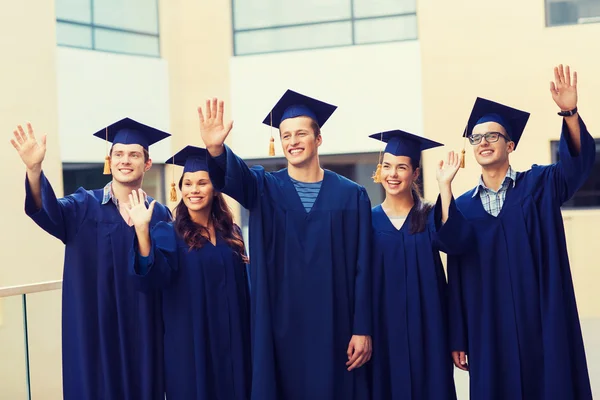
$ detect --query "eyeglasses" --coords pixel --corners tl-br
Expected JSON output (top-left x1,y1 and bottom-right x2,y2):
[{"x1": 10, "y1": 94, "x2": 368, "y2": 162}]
[{"x1": 468, "y1": 132, "x2": 511, "y2": 145}]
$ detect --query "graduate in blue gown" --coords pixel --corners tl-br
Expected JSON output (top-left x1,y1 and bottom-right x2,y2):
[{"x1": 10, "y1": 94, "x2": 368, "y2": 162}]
[
  {"x1": 447, "y1": 65, "x2": 594, "y2": 400},
  {"x1": 128, "y1": 145, "x2": 251, "y2": 400},
  {"x1": 368, "y1": 130, "x2": 471, "y2": 400},
  {"x1": 198, "y1": 93, "x2": 372, "y2": 400},
  {"x1": 11, "y1": 118, "x2": 172, "y2": 400}
]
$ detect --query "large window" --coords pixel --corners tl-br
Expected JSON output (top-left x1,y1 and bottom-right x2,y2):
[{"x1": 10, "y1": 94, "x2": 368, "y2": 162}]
[
  {"x1": 62, "y1": 163, "x2": 166, "y2": 203},
  {"x1": 546, "y1": 0, "x2": 600, "y2": 27},
  {"x1": 552, "y1": 139, "x2": 600, "y2": 208},
  {"x1": 232, "y1": 0, "x2": 417, "y2": 55},
  {"x1": 55, "y1": 0, "x2": 160, "y2": 57}
]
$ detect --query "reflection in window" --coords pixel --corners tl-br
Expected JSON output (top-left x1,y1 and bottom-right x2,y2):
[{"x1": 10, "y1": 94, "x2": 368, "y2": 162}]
[
  {"x1": 546, "y1": 0, "x2": 600, "y2": 26},
  {"x1": 232, "y1": 0, "x2": 417, "y2": 55},
  {"x1": 55, "y1": 0, "x2": 160, "y2": 57}
]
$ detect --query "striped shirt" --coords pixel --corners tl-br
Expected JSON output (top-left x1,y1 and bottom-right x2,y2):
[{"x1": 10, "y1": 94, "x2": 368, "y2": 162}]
[
  {"x1": 472, "y1": 166, "x2": 517, "y2": 217},
  {"x1": 290, "y1": 177, "x2": 322, "y2": 213}
]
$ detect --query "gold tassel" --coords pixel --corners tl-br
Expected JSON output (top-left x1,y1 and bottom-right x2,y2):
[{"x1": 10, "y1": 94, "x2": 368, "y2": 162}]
[
  {"x1": 372, "y1": 131, "x2": 384, "y2": 183},
  {"x1": 460, "y1": 127, "x2": 467, "y2": 168},
  {"x1": 103, "y1": 127, "x2": 111, "y2": 174},
  {"x1": 268, "y1": 137, "x2": 275, "y2": 156},
  {"x1": 372, "y1": 163, "x2": 382, "y2": 183},
  {"x1": 268, "y1": 112, "x2": 275, "y2": 156},
  {"x1": 169, "y1": 182, "x2": 177, "y2": 202},
  {"x1": 103, "y1": 155, "x2": 111, "y2": 175}
]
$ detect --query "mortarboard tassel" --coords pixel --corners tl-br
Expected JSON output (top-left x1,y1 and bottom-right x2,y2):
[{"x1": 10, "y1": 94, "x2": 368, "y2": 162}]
[
  {"x1": 269, "y1": 137, "x2": 275, "y2": 157},
  {"x1": 103, "y1": 156, "x2": 111, "y2": 175},
  {"x1": 169, "y1": 157, "x2": 177, "y2": 202},
  {"x1": 460, "y1": 126, "x2": 467, "y2": 168},
  {"x1": 169, "y1": 182, "x2": 177, "y2": 202},
  {"x1": 372, "y1": 163, "x2": 382, "y2": 183},
  {"x1": 372, "y1": 131, "x2": 384, "y2": 183},
  {"x1": 103, "y1": 127, "x2": 111, "y2": 175},
  {"x1": 268, "y1": 112, "x2": 275, "y2": 156}
]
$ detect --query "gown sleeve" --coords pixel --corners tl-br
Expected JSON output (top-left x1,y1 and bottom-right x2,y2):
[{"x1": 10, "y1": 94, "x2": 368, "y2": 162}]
[
  {"x1": 447, "y1": 253, "x2": 469, "y2": 352},
  {"x1": 24, "y1": 171, "x2": 88, "y2": 244},
  {"x1": 433, "y1": 195, "x2": 474, "y2": 255},
  {"x1": 352, "y1": 187, "x2": 373, "y2": 336},
  {"x1": 540, "y1": 116, "x2": 595, "y2": 204},
  {"x1": 130, "y1": 221, "x2": 179, "y2": 291},
  {"x1": 207, "y1": 144, "x2": 265, "y2": 210}
]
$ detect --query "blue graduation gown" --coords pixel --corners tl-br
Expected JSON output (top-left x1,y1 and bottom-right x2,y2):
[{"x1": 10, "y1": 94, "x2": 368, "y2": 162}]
[
  {"x1": 207, "y1": 145, "x2": 372, "y2": 400},
  {"x1": 130, "y1": 222, "x2": 251, "y2": 400},
  {"x1": 447, "y1": 117, "x2": 595, "y2": 400},
  {"x1": 24, "y1": 173, "x2": 170, "y2": 400},
  {"x1": 370, "y1": 197, "x2": 470, "y2": 400}
]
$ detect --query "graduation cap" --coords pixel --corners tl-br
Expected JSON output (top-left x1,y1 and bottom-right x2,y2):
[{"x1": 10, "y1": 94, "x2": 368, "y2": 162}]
[
  {"x1": 462, "y1": 98, "x2": 530, "y2": 159},
  {"x1": 93, "y1": 117, "x2": 171, "y2": 175},
  {"x1": 369, "y1": 129, "x2": 443, "y2": 183},
  {"x1": 165, "y1": 146, "x2": 209, "y2": 202},
  {"x1": 262, "y1": 89, "x2": 337, "y2": 156}
]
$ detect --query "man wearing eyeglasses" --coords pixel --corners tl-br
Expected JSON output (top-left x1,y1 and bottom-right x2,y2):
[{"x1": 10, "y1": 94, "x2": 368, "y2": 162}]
[{"x1": 446, "y1": 64, "x2": 595, "y2": 400}]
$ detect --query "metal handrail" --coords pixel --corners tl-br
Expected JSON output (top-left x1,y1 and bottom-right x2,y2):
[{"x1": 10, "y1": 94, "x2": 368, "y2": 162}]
[{"x1": 0, "y1": 280, "x2": 62, "y2": 298}]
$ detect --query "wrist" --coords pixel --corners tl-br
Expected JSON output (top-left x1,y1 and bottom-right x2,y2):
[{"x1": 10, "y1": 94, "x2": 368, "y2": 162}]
[
  {"x1": 207, "y1": 144, "x2": 225, "y2": 157},
  {"x1": 134, "y1": 224, "x2": 150, "y2": 234},
  {"x1": 26, "y1": 164, "x2": 42, "y2": 174},
  {"x1": 557, "y1": 106, "x2": 577, "y2": 117}
]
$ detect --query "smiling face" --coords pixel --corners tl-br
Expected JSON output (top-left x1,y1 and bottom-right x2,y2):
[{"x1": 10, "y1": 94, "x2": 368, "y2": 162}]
[
  {"x1": 180, "y1": 170, "x2": 214, "y2": 213},
  {"x1": 110, "y1": 143, "x2": 151, "y2": 185},
  {"x1": 380, "y1": 152, "x2": 419, "y2": 196},
  {"x1": 279, "y1": 116, "x2": 322, "y2": 168},
  {"x1": 471, "y1": 121, "x2": 514, "y2": 168}
]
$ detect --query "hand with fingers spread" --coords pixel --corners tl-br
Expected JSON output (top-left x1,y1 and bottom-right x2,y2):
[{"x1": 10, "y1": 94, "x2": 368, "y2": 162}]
[
  {"x1": 198, "y1": 98, "x2": 234, "y2": 157},
  {"x1": 346, "y1": 335, "x2": 372, "y2": 371},
  {"x1": 551, "y1": 64, "x2": 578, "y2": 112},
  {"x1": 125, "y1": 189, "x2": 156, "y2": 231},
  {"x1": 436, "y1": 151, "x2": 461, "y2": 187},
  {"x1": 11, "y1": 123, "x2": 47, "y2": 171}
]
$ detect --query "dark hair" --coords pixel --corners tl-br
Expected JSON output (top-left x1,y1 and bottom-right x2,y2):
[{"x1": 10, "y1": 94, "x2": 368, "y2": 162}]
[
  {"x1": 408, "y1": 158, "x2": 433, "y2": 235},
  {"x1": 174, "y1": 176, "x2": 248, "y2": 263},
  {"x1": 109, "y1": 145, "x2": 150, "y2": 162},
  {"x1": 310, "y1": 119, "x2": 321, "y2": 138}
]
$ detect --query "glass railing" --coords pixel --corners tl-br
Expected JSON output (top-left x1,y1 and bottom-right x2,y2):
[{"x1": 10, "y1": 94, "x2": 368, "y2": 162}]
[{"x1": 0, "y1": 281, "x2": 62, "y2": 399}]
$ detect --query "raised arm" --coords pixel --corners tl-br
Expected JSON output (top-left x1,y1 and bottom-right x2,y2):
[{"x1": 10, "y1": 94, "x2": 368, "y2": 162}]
[
  {"x1": 126, "y1": 190, "x2": 178, "y2": 291},
  {"x1": 546, "y1": 65, "x2": 595, "y2": 203},
  {"x1": 12, "y1": 123, "x2": 85, "y2": 243},
  {"x1": 434, "y1": 151, "x2": 473, "y2": 255},
  {"x1": 199, "y1": 98, "x2": 262, "y2": 209}
]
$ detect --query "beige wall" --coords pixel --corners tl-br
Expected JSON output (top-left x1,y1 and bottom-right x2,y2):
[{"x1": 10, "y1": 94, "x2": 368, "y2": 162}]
[
  {"x1": 418, "y1": 0, "x2": 600, "y2": 396},
  {"x1": 418, "y1": 0, "x2": 600, "y2": 316},
  {"x1": 159, "y1": 0, "x2": 240, "y2": 219},
  {"x1": 0, "y1": 0, "x2": 64, "y2": 398}
]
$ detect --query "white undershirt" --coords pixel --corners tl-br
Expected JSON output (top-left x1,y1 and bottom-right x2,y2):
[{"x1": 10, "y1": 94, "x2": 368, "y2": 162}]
[{"x1": 389, "y1": 216, "x2": 406, "y2": 230}]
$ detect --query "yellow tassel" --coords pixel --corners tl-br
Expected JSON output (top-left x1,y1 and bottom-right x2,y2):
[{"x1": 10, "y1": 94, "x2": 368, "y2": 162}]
[
  {"x1": 372, "y1": 163, "x2": 382, "y2": 183},
  {"x1": 460, "y1": 149, "x2": 466, "y2": 168},
  {"x1": 268, "y1": 137, "x2": 275, "y2": 156},
  {"x1": 103, "y1": 156, "x2": 111, "y2": 175},
  {"x1": 169, "y1": 182, "x2": 177, "y2": 202}
]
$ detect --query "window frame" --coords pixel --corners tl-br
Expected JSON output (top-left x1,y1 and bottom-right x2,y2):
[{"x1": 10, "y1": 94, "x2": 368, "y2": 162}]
[
  {"x1": 56, "y1": 0, "x2": 161, "y2": 58},
  {"x1": 230, "y1": 0, "x2": 417, "y2": 56}
]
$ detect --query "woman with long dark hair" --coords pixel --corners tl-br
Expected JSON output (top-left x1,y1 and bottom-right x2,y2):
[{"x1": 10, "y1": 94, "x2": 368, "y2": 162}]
[
  {"x1": 368, "y1": 130, "x2": 471, "y2": 400},
  {"x1": 127, "y1": 145, "x2": 250, "y2": 400}
]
